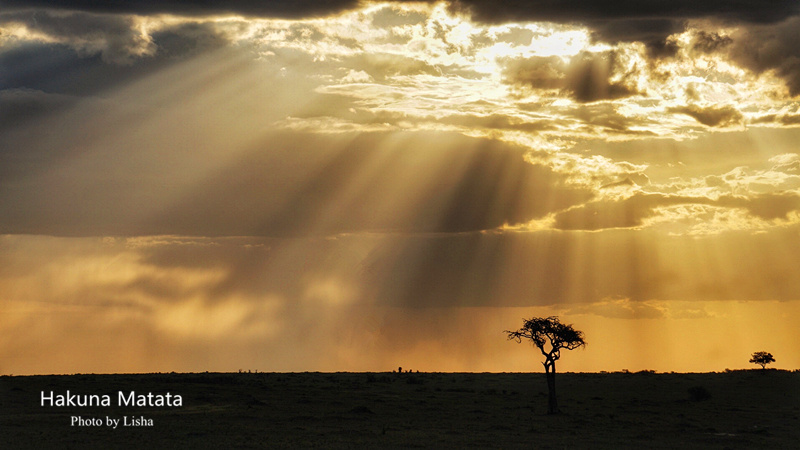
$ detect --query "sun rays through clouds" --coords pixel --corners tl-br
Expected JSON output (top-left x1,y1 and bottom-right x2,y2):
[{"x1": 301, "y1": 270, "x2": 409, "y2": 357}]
[{"x1": 2, "y1": 1, "x2": 800, "y2": 374}]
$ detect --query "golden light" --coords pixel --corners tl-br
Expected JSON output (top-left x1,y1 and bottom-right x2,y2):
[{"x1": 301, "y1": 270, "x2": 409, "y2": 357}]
[{"x1": 2, "y1": 1, "x2": 800, "y2": 375}]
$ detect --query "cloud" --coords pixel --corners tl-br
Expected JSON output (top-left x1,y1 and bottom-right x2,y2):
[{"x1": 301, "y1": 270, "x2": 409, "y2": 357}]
[
  {"x1": 0, "y1": 0, "x2": 361, "y2": 19},
  {"x1": 456, "y1": 1, "x2": 800, "y2": 97},
  {"x1": 4, "y1": 2, "x2": 800, "y2": 378},
  {"x1": 501, "y1": 56, "x2": 565, "y2": 91},
  {"x1": 563, "y1": 298, "x2": 667, "y2": 319},
  {"x1": 345, "y1": 52, "x2": 441, "y2": 81},
  {"x1": 7, "y1": 224, "x2": 800, "y2": 320},
  {"x1": 149, "y1": 21, "x2": 232, "y2": 59},
  {"x1": 5, "y1": 0, "x2": 800, "y2": 98},
  {"x1": 577, "y1": 52, "x2": 638, "y2": 102},
  {"x1": 553, "y1": 191, "x2": 800, "y2": 231},
  {"x1": 690, "y1": 30, "x2": 733, "y2": 54},
  {"x1": 128, "y1": 231, "x2": 674, "y2": 308},
  {"x1": 718, "y1": 192, "x2": 800, "y2": 221},
  {"x1": 588, "y1": 18, "x2": 683, "y2": 58},
  {"x1": 449, "y1": 0, "x2": 800, "y2": 57},
  {"x1": 0, "y1": 19, "x2": 237, "y2": 98},
  {"x1": 566, "y1": 103, "x2": 641, "y2": 132},
  {"x1": 2, "y1": 2, "x2": 800, "y2": 239},
  {"x1": 0, "y1": 10, "x2": 155, "y2": 64},
  {"x1": 6, "y1": 0, "x2": 799, "y2": 24},
  {"x1": 681, "y1": 17, "x2": 800, "y2": 98},
  {"x1": 561, "y1": 297, "x2": 719, "y2": 319},
  {"x1": 0, "y1": 42, "x2": 146, "y2": 95},
  {"x1": 668, "y1": 104, "x2": 743, "y2": 127},
  {"x1": 502, "y1": 51, "x2": 640, "y2": 103},
  {"x1": 4, "y1": 232, "x2": 800, "y2": 374},
  {"x1": 316, "y1": 106, "x2": 557, "y2": 134},
  {"x1": 436, "y1": 113, "x2": 556, "y2": 133},
  {"x1": 726, "y1": 16, "x2": 800, "y2": 96},
  {"x1": 751, "y1": 113, "x2": 800, "y2": 126},
  {"x1": 50, "y1": 223, "x2": 800, "y2": 312},
  {"x1": 370, "y1": 4, "x2": 429, "y2": 28},
  {"x1": 449, "y1": 0, "x2": 800, "y2": 25},
  {"x1": 552, "y1": 194, "x2": 692, "y2": 230},
  {"x1": 769, "y1": 153, "x2": 800, "y2": 174}
]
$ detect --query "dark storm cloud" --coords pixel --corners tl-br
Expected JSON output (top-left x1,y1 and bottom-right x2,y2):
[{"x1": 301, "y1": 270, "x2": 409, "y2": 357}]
[
  {"x1": 0, "y1": 0, "x2": 793, "y2": 20},
  {"x1": 6, "y1": 1, "x2": 800, "y2": 97},
  {"x1": 0, "y1": 42, "x2": 141, "y2": 95},
  {"x1": 0, "y1": 19, "x2": 240, "y2": 142},
  {"x1": 0, "y1": 17, "x2": 233, "y2": 96},
  {"x1": 149, "y1": 22, "x2": 232, "y2": 59},
  {"x1": 450, "y1": 0, "x2": 800, "y2": 59},
  {"x1": 588, "y1": 18, "x2": 683, "y2": 58},
  {"x1": 0, "y1": 37, "x2": 230, "y2": 129},
  {"x1": 0, "y1": 0, "x2": 361, "y2": 19},
  {"x1": 451, "y1": 0, "x2": 800, "y2": 93},
  {"x1": 0, "y1": 10, "x2": 232, "y2": 61},
  {"x1": 5, "y1": 0, "x2": 797, "y2": 26},
  {"x1": 690, "y1": 30, "x2": 734, "y2": 53},
  {"x1": 726, "y1": 16, "x2": 800, "y2": 96},
  {"x1": 0, "y1": 10, "x2": 154, "y2": 64},
  {"x1": 448, "y1": 0, "x2": 800, "y2": 26}
]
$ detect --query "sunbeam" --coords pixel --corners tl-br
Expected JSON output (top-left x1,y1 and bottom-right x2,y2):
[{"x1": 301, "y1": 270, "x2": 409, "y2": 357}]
[{"x1": 2, "y1": 1, "x2": 800, "y2": 376}]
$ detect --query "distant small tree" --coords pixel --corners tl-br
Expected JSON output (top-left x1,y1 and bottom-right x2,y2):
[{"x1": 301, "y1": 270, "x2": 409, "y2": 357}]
[
  {"x1": 749, "y1": 351, "x2": 775, "y2": 370},
  {"x1": 505, "y1": 316, "x2": 586, "y2": 414}
]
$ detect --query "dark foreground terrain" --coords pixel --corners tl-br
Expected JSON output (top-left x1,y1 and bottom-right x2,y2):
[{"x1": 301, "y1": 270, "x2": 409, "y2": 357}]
[{"x1": 2, "y1": 371, "x2": 799, "y2": 449}]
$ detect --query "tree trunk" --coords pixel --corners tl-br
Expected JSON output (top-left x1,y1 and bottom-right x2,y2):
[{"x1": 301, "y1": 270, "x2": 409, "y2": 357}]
[{"x1": 545, "y1": 362, "x2": 558, "y2": 414}]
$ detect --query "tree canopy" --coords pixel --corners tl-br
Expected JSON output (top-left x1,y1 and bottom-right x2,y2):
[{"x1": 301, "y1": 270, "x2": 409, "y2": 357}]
[
  {"x1": 749, "y1": 351, "x2": 775, "y2": 369},
  {"x1": 505, "y1": 316, "x2": 586, "y2": 361}
]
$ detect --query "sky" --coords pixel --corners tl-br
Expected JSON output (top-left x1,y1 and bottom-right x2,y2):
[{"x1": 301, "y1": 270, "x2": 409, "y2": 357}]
[{"x1": 2, "y1": 0, "x2": 800, "y2": 374}]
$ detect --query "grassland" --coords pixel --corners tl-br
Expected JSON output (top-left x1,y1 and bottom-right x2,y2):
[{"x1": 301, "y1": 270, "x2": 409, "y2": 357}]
[{"x1": 2, "y1": 371, "x2": 799, "y2": 449}]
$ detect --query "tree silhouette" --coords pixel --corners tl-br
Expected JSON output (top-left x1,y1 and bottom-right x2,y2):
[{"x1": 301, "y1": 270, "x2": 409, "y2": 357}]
[
  {"x1": 505, "y1": 316, "x2": 585, "y2": 414},
  {"x1": 749, "y1": 351, "x2": 775, "y2": 370}
]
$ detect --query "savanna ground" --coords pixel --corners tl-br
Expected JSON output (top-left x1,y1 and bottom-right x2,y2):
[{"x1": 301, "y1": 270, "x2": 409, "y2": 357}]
[{"x1": 2, "y1": 371, "x2": 799, "y2": 449}]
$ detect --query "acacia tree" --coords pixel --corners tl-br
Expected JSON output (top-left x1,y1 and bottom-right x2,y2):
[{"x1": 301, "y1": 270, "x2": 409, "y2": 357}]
[
  {"x1": 505, "y1": 316, "x2": 585, "y2": 414},
  {"x1": 749, "y1": 351, "x2": 775, "y2": 370}
]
